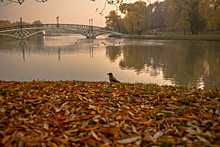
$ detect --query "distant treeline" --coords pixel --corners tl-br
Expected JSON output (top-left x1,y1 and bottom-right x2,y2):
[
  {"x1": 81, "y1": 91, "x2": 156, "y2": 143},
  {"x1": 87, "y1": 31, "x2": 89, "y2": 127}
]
[
  {"x1": 0, "y1": 20, "x2": 43, "y2": 34},
  {"x1": 105, "y1": 0, "x2": 220, "y2": 35}
]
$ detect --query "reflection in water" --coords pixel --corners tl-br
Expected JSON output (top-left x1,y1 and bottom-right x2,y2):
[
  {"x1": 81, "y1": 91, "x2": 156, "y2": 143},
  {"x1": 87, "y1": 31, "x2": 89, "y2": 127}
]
[
  {"x1": 106, "y1": 46, "x2": 122, "y2": 62},
  {"x1": 116, "y1": 41, "x2": 220, "y2": 89},
  {"x1": 0, "y1": 35, "x2": 219, "y2": 89}
]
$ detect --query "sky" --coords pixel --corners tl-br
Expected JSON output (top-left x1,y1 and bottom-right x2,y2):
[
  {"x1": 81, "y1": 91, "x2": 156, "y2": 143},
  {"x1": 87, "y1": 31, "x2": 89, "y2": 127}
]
[{"x1": 0, "y1": 0, "x2": 139, "y2": 27}]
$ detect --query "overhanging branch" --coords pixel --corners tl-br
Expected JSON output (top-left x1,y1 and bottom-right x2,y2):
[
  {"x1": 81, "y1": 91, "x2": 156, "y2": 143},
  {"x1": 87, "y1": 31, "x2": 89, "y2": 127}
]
[
  {"x1": 0, "y1": 0, "x2": 123, "y2": 6},
  {"x1": 0, "y1": 0, "x2": 48, "y2": 5}
]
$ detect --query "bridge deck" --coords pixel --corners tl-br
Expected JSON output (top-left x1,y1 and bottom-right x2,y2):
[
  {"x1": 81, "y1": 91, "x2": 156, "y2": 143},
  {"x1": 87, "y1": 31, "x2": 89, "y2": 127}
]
[{"x1": 0, "y1": 24, "x2": 114, "y2": 32}]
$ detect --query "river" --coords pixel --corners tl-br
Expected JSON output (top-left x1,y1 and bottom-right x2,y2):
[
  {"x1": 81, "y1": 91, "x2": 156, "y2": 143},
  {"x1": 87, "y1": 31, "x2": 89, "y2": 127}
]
[{"x1": 0, "y1": 34, "x2": 219, "y2": 90}]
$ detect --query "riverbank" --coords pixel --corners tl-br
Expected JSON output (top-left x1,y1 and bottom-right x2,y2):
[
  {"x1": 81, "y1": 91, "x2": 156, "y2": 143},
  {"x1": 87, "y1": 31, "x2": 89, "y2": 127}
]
[
  {"x1": 123, "y1": 34, "x2": 220, "y2": 42},
  {"x1": 0, "y1": 80, "x2": 220, "y2": 146}
]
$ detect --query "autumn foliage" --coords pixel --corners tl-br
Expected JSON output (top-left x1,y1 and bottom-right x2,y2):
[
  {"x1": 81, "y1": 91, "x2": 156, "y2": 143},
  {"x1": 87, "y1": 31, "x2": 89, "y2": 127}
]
[
  {"x1": 105, "y1": 0, "x2": 220, "y2": 35},
  {"x1": 0, "y1": 80, "x2": 220, "y2": 146},
  {"x1": 0, "y1": 20, "x2": 36, "y2": 34}
]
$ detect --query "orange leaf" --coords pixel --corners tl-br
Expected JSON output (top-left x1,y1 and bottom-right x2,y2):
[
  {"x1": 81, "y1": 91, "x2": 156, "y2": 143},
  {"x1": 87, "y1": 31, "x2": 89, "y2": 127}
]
[
  {"x1": 2, "y1": 135, "x2": 10, "y2": 144},
  {"x1": 201, "y1": 114, "x2": 213, "y2": 118},
  {"x1": 116, "y1": 115, "x2": 122, "y2": 121},
  {"x1": 51, "y1": 142, "x2": 58, "y2": 147}
]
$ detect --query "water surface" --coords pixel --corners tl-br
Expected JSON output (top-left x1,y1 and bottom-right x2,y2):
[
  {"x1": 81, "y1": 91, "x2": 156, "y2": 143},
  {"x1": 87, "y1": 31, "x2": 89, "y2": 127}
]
[{"x1": 0, "y1": 35, "x2": 219, "y2": 89}]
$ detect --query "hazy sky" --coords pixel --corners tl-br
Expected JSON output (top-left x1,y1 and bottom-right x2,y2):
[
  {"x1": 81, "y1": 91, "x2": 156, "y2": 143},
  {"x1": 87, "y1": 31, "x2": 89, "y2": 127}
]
[{"x1": 0, "y1": 0, "x2": 138, "y2": 27}]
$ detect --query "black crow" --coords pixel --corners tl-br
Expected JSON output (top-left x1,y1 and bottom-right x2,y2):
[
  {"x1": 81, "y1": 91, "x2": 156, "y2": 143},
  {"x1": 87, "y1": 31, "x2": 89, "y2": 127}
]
[{"x1": 107, "y1": 73, "x2": 120, "y2": 83}]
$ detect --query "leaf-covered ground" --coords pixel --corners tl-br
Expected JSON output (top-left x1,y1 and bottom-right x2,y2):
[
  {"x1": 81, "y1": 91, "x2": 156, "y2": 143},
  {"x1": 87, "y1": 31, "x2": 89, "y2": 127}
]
[{"x1": 0, "y1": 80, "x2": 220, "y2": 147}]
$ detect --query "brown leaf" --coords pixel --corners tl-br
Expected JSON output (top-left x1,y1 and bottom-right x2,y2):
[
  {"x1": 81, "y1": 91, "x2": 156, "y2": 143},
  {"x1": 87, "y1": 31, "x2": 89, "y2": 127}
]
[
  {"x1": 91, "y1": 130, "x2": 101, "y2": 141},
  {"x1": 117, "y1": 136, "x2": 141, "y2": 144}
]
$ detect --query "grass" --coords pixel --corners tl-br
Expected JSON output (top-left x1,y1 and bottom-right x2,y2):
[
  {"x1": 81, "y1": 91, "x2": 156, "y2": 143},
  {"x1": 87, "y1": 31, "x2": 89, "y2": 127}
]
[{"x1": 124, "y1": 30, "x2": 220, "y2": 41}]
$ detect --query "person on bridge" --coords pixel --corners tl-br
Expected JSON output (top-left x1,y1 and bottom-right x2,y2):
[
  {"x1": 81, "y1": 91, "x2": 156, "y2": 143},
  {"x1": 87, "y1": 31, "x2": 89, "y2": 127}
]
[{"x1": 107, "y1": 73, "x2": 120, "y2": 83}]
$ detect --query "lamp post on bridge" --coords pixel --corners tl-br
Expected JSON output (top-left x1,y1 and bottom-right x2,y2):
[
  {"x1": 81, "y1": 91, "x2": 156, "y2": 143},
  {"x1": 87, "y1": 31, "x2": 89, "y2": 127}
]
[
  {"x1": 91, "y1": 19, "x2": 94, "y2": 38},
  {"x1": 91, "y1": 19, "x2": 93, "y2": 32},
  {"x1": 88, "y1": 19, "x2": 95, "y2": 39},
  {"x1": 57, "y1": 16, "x2": 59, "y2": 27},
  {"x1": 20, "y1": 17, "x2": 22, "y2": 30}
]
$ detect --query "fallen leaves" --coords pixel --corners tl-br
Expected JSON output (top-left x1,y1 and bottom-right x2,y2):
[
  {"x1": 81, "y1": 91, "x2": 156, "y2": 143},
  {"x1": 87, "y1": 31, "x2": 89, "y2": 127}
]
[{"x1": 0, "y1": 80, "x2": 220, "y2": 146}]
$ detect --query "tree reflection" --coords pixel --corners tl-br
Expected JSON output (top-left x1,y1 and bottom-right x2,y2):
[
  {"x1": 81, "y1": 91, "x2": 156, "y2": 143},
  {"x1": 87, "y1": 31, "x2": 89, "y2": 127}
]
[
  {"x1": 105, "y1": 46, "x2": 122, "y2": 62},
  {"x1": 105, "y1": 41, "x2": 220, "y2": 89},
  {"x1": 119, "y1": 45, "x2": 165, "y2": 75}
]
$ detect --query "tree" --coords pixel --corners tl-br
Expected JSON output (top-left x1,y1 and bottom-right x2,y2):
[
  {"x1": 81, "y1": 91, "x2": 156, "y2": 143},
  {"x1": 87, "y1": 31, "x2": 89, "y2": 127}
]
[
  {"x1": 143, "y1": 1, "x2": 175, "y2": 31},
  {"x1": 152, "y1": 2, "x2": 166, "y2": 29},
  {"x1": 0, "y1": 20, "x2": 11, "y2": 34},
  {"x1": 0, "y1": 20, "x2": 11, "y2": 28},
  {"x1": 105, "y1": 10, "x2": 123, "y2": 32},
  {"x1": 168, "y1": 0, "x2": 206, "y2": 34},
  {"x1": 32, "y1": 20, "x2": 43, "y2": 25},
  {"x1": 121, "y1": 1, "x2": 147, "y2": 35},
  {"x1": 199, "y1": 0, "x2": 220, "y2": 30},
  {"x1": 177, "y1": 10, "x2": 190, "y2": 35},
  {"x1": 123, "y1": 11, "x2": 136, "y2": 34}
]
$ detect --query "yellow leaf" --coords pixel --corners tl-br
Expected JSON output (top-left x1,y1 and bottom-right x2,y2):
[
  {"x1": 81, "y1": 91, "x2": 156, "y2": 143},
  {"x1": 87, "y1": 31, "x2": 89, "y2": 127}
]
[
  {"x1": 116, "y1": 121, "x2": 124, "y2": 128},
  {"x1": 59, "y1": 138, "x2": 68, "y2": 144},
  {"x1": 27, "y1": 99, "x2": 35, "y2": 102},
  {"x1": 19, "y1": 91, "x2": 23, "y2": 96},
  {"x1": 45, "y1": 102, "x2": 52, "y2": 106},
  {"x1": 90, "y1": 111, "x2": 96, "y2": 115},
  {"x1": 97, "y1": 109, "x2": 101, "y2": 114},
  {"x1": 77, "y1": 94, "x2": 83, "y2": 101},
  {"x1": 14, "y1": 87, "x2": 19, "y2": 90},
  {"x1": 64, "y1": 130, "x2": 70, "y2": 135},
  {"x1": 173, "y1": 98, "x2": 177, "y2": 101},
  {"x1": 156, "y1": 113, "x2": 164, "y2": 116},
  {"x1": 204, "y1": 106, "x2": 208, "y2": 111},
  {"x1": 211, "y1": 99, "x2": 220, "y2": 105},
  {"x1": 153, "y1": 99, "x2": 158, "y2": 105},
  {"x1": 20, "y1": 125, "x2": 31, "y2": 131},
  {"x1": 25, "y1": 109, "x2": 29, "y2": 114},
  {"x1": 51, "y1": 142, "x2": 58, "y2": 147},
  {"x1": 2, "y1": 135, "x2": 10, "y2": 144}
]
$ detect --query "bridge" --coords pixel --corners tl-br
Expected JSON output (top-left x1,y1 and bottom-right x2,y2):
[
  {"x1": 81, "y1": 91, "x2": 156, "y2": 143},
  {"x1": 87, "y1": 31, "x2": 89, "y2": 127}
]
[{"x1": 0, "y1": 23, "x2": 123, "y2": 39}]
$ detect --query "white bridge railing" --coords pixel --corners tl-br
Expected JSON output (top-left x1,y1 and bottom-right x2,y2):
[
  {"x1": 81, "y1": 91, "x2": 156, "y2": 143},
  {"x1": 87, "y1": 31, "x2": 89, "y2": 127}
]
[{"x1": 0, "y1": 24, "x2": 115, "y2": 32}]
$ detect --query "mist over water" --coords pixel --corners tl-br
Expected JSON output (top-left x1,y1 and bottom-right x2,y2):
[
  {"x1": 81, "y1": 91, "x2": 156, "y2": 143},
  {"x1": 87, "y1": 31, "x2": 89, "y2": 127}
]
[{"x1": 0, "y1": 34, "x2": 219, "y2": 89}]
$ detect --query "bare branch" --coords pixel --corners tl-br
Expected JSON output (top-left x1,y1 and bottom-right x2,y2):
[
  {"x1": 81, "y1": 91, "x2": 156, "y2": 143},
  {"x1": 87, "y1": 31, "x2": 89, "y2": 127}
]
[
  {"x1": 96, "y1": 0, "x2": 123, "y2": 16},
  {"x1": 0, "y1": 0, "x2": 47, "y2": 5},
  {"x1": 0, "y1": 0, "x2": 123, "y2": 6}
]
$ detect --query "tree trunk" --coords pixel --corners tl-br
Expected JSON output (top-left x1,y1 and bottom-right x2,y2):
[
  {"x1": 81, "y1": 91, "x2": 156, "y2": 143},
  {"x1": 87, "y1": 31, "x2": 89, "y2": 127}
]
[{"x1": 191, "y1": 28, "x2": 195, "y2": 34}]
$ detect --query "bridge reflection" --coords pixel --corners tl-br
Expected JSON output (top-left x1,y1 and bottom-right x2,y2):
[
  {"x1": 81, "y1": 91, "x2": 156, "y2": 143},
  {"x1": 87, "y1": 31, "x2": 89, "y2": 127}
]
[{"x1": 0, "y1": 35, "x2": 95, "y2": 62}]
